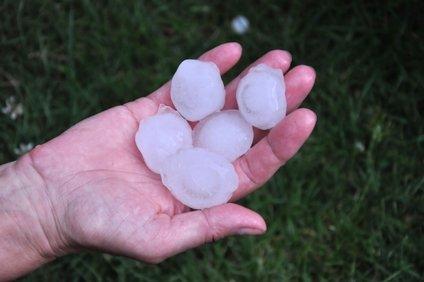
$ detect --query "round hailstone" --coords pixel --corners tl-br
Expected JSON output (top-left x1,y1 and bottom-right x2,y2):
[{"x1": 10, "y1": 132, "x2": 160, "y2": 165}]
[
  {"x1": 236, "y1": 63, "x2": 286, "y2": 130},
  {"x1": 231, "y1": 15, "x2": 250, "y2": 34},
  {"x1": 135, "y1": 106, "x2": 192, "y2": 174},
  {"x1": 171, "y1": 59, "x2": 225, "y2": 121},
  {"x1": 161, "y1": 148, "x2": 238, "y2": 209},
  {"x1": 193, "y1": 110, "x2": 253, "y2": 162}
]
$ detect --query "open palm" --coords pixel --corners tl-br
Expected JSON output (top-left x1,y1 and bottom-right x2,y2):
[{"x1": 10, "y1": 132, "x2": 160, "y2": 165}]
[{"x1": 28, "y1": 43, "x2": 317, "y2": 262}]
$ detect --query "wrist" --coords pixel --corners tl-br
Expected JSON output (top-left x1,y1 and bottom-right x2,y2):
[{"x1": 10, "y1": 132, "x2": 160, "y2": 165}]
[{"x1": 0, "y1": 153, "x2": 68, "y2": 280}]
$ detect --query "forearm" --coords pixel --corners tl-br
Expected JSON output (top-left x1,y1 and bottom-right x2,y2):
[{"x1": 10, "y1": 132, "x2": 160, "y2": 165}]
[{"x1": 0, "y1": 157, "x2": 58, "y2": 280}]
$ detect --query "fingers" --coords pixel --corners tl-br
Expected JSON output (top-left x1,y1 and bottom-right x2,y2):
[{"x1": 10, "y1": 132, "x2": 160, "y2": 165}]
[
  {"x1": 148, "y1": 42, "x2": 243, "y2": 106},
  {"x1": 285, "y1": 65, "x2": 316, "y2": 113},
  {"x1": 125, "y1": 46, "x2": 315, "y2": 127},
  {"x1": 231, "y1": 108, "x2": 317, "y2": 201},
  {"x1": 152, "y1": 203, "x2": 265, "y2": 261},
  {"x1": 223, "y1": 50, "x2": 292, "y2": 109}
]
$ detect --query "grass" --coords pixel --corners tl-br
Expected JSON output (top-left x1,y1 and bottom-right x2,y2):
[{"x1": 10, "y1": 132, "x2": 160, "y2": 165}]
[{"x1": 1, "y1": 0, "x2": 423, "y2": 280}]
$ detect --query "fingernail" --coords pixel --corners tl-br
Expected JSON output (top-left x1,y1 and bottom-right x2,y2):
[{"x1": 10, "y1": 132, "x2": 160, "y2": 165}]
[{"x1": 238, "y1": 228, "x2": 265, "y2": 235}]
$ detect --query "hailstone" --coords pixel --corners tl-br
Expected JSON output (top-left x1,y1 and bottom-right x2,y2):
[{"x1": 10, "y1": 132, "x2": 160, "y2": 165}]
[
  {"x1": 193, "y1": 110, "x2": 253, "y2": 162},
  {"x1": 236, "y1": 64, "x2": 286, "y2": 130},
  {"x1": 171, "y1": 59, "x2": 225, "y2": 121},
  {"x1": 231, "y1": 15, "x2": 250, "y2": 34},
  {"x1": 135, "y1": 106, "x2": 192, "y2": 174},
  {"x1": 161, "y1": 148, "x2": 238, "y2": 209}
]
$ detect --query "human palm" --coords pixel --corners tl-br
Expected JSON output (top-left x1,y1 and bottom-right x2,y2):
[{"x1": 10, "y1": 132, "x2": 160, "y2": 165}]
[{"x1": 28, "y1": 43, "x2": 317, "y2": 262}]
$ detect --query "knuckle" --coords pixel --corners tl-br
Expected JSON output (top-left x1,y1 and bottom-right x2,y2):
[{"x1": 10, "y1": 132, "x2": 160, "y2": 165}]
[
  {"x1": 199, "y1": 210, "x2": 215, "y2": 243},
  {"x1": 238, "y1": 157, "x2": 261, "y2": 186}
]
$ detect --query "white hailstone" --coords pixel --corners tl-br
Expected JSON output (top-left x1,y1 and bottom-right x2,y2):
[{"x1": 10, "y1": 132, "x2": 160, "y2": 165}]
[
  {"x1": 193, "y1": 110, "x2": 253, "y2": 162},
  {"x1": 231, "y1": 15, "x2": 250, "y2": 35},
  {"x1": 135, "y1": 106, "x2": 192, "y2": 174},
  {"x1": 161, "y1": 148, "x2": 238, "y2": 209},
  {"x1": 236, "y1": 64, "x2": 286, "y2": 130},
  {"x1": 171, "y1": 59, "x2": 225, "y2": 121}
]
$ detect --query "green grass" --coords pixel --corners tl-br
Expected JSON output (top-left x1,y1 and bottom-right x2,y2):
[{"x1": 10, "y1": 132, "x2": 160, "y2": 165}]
[{"x1": 1, "y1": 0, "x2": 423, "y2": 280}]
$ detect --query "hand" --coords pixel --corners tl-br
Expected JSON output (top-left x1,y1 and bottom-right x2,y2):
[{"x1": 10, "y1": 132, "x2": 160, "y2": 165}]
[{"x1": 0, "y1": 43, "x2": 316, "y2": 279}]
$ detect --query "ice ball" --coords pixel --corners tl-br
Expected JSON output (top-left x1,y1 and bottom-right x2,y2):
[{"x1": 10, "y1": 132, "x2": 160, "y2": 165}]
[
  {"x1": 135, "y1": 106, "x2": 192, "y2": 174},
  {"x1": 236, "y1": 64, "x2": 286, "y2": 130},
  {"x1": 231, "y1": 15, "x2": 250, "y2": 35},
  {"x1": 193, "y1": 110, "x2": 253, "y2": 162},
  {"x1": 171, "y1": 59, "x2": 225, "y2": 121},
  {"x1": 161, "y1": 148, "x2": 238, "y2": 209}
]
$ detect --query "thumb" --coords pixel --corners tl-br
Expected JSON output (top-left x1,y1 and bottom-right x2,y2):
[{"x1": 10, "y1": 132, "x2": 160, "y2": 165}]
[{"x1": 156, "y1": 203, "x2": 266, "y2": 261}]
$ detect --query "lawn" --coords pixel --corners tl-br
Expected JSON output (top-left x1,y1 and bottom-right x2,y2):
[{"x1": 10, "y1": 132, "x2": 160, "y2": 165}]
[{"x1": 1, "y1": 0, "x2": 423, "y2": 281}]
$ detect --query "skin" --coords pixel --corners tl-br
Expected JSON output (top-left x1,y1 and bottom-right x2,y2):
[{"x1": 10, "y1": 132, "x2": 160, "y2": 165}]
[{"x1": 0, "y1": 42, "x2": 316, "y2": 280}]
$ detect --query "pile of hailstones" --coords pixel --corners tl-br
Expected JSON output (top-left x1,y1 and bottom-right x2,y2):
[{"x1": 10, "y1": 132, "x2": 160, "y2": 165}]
[{"x1": 136, "y1": 60, "x2": 286, "y2": 209}]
